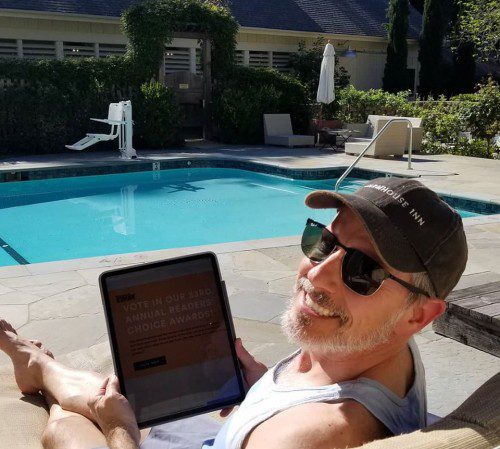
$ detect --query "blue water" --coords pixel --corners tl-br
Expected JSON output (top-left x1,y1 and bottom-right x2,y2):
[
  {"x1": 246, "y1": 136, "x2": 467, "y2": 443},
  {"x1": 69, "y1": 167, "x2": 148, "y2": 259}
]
[{"x1": 0, "y1": 168, "x2": 480, "y2": 267}]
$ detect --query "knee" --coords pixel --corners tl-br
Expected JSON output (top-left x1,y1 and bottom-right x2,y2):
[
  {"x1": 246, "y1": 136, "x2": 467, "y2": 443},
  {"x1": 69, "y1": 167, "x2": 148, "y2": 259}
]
[{"x1": 41, "y1": 416, "x2": 76, "y2": 449}]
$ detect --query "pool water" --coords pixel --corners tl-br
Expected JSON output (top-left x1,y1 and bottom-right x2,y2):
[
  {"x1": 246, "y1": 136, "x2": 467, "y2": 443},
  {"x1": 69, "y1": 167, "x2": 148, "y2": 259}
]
[{"x1": 0, "y1": 168, "x2": 480, "y2": 267}]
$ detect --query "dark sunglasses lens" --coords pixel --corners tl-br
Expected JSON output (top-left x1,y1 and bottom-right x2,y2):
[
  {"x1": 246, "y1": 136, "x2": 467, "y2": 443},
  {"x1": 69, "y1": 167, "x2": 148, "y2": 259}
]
[
  {"x1": 343, "y1": 250, "x2": 387, "y2": 295},
  {"x1": 301, "y1": 223, "x2": 336, "y2": 261}
]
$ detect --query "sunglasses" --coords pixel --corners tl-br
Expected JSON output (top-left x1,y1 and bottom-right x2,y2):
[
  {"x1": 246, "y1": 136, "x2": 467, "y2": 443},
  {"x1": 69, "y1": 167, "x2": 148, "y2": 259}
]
[{"x1": 301, "y1": 219, "x2": 430, "y2": 297}]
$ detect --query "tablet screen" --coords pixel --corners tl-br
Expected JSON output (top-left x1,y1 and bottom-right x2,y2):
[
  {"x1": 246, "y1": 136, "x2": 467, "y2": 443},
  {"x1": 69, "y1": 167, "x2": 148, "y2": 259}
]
[{"x1": 100, "y1": 253, "x2": 245, "y2": 427}]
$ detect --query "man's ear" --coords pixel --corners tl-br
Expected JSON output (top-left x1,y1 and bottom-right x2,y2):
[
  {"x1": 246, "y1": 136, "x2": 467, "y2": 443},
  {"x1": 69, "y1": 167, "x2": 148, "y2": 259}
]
[{"x1": 396, "y1": 298, "x2": 446, "y2": 336}]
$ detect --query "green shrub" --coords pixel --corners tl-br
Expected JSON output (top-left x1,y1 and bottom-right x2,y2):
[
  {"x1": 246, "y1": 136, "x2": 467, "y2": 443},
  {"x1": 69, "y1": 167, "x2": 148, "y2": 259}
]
[
  {"x1": 213, "y1": 66, "x2": 310, "y2": 144},
  {"x1": 0, "y1": 58, "x2": 182, "y2": 154},
  {"x1": 452, "y1": 138, "x2": 495, "y2": 158},
  {"x1": 334, "y1": 86, "x2": 422, "y2": 123},
  {"x1": 133, "y1": 81, "x2": 183, "y2": 148},
  {"x1": 457, "y1": 79, "x2": 500, "y2": 139},
  {"x1": 420, "y1": 98, "x2": 463, "y2": 154}
]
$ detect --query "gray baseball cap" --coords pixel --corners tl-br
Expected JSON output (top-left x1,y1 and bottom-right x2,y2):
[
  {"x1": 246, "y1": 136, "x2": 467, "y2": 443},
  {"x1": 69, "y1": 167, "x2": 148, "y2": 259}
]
[{"x1": 305, "y1": 177, "x2": 468, "y2": 298}]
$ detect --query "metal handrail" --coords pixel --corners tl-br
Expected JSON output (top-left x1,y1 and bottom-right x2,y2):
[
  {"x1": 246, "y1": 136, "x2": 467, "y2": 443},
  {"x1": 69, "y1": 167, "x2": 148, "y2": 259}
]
[{"x1": 335, "y1": 118, "x2": 413, "y2": 192}]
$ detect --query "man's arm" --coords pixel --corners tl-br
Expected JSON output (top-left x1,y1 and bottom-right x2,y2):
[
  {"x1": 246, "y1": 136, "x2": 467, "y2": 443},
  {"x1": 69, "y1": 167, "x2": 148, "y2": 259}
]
[
  {"x1": 88, "y1": 375, "x2": 141, "y2": 449},
  {"x1": 243, "y1": 400, "x2": 391, "y2": 449}
]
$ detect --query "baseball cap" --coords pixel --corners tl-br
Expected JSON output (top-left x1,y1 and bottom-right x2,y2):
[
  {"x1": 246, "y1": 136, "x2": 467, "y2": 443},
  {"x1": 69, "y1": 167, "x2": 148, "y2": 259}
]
[{"x1": 305, "y1": 177, "x2": 468, "y2": 299}]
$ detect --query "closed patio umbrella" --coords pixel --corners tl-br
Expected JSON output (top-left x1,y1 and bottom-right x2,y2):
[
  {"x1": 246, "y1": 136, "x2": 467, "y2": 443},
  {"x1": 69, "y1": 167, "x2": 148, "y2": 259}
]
[{"x1": 316, "y1": 42, "x2": 335, "y2": 128}]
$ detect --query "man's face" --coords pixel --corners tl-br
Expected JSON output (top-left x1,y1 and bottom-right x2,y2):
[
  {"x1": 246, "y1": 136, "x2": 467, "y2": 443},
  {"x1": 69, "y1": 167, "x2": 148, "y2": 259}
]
[{"x1": 281, "y1": 207, "x2": 414, "y2": 354}]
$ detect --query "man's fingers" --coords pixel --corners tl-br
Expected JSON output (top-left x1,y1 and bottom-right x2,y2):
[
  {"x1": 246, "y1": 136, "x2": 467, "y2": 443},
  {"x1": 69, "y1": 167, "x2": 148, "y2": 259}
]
[
  {"x1": 106, "y1": 374, "x2": 121, "y2": 395},
  {"x1": 235, "y1": 338, "x2": 257, "y2": 367},
  {"x1": 98, "y1": 376, "x2": 110, "y2": 396},
  {"x1": 219, "y1": 407, "x2": 234, "y2": 418}
]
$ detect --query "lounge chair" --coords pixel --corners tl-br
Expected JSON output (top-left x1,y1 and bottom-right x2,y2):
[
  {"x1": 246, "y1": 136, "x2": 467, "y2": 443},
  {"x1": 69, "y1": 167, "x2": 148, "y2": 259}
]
[
  {"x1": 1, "y1": 343, "x2": 498, "y2": 449},
  {"x1": 344, "y1": 115, "x2": 408, "y2": 158},
  {"x1": 264, "y1": 114, "x2": 315, "y2": 148}
]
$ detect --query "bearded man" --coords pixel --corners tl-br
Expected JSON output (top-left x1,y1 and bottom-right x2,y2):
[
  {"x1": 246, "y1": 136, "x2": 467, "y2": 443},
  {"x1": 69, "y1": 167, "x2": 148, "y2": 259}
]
[{"x1": 0, "y1": 178, "x2": 467, "y2": 449}]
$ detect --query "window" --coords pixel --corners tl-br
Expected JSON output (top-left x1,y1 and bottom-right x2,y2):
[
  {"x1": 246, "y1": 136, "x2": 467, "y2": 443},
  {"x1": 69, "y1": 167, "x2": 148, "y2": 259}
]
[
  {"x1": 249, "y1": 50, "x2": 269, "y2": 67},
  {"x1": 22, "y1": 40, "x2": 56, "y2": 59},
  {"x1": 235, "y1": 50, "x2": 244, "y2": 66},
  {"x1": 99, "y1": 43, "x2": 126, "y2": 58},
  {"x1": 63, "y1": 42, "x2": 95, "y2": 58},
  {"x1": 164, "y1": 47, "x2": 190, "y2": 73},
  {"x1": 0, "y1": 39, "x2": 17, "y2": 58},
  {"x1": 272, "y1": 52, "x2": 291, "y2": 73}
]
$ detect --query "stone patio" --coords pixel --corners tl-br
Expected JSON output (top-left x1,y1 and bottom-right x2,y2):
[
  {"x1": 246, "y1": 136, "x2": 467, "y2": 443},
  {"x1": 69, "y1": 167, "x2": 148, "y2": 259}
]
[{"x1": 0, "y1": 146, "x2": 499, "y2": 417}]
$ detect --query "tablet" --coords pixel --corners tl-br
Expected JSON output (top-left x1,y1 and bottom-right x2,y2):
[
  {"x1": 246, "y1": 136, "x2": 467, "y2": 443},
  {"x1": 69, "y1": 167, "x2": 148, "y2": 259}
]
[{"x1": 99, "y1": 252, "x2": 246, "y2": 429}]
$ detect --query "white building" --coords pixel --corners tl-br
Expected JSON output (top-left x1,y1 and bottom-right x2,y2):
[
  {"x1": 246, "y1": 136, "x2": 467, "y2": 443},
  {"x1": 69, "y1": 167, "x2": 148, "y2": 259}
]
[{"x1": 0, "y1": 0, "x2": 422, "y2": 92}]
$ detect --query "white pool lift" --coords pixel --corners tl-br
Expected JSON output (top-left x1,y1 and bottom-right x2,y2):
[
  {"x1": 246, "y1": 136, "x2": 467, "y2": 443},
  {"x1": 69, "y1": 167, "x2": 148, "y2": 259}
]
[{"x1": 66, "y1": 100, "x2": 137, "y2": 159}]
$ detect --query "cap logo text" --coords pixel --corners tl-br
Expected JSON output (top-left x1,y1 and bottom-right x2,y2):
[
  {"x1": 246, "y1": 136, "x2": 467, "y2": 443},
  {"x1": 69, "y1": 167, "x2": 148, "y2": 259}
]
[{"x1": 364, "y1": 183, "x2": 426, "y2": 227}]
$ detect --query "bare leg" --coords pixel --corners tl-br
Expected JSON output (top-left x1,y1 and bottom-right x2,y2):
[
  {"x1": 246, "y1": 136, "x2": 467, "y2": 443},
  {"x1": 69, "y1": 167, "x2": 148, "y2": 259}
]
[
  {"x1": 42, "y1": 392, "x2": 107, "y2": 449},
  {"x1": 0, "y1": 319, "x2": 104, "y2": 420}
]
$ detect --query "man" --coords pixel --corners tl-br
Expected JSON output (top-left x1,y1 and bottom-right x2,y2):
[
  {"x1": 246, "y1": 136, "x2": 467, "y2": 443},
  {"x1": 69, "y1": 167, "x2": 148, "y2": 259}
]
[{"x1": 0, "y1": 177, "x2": 467, "y2": 449}]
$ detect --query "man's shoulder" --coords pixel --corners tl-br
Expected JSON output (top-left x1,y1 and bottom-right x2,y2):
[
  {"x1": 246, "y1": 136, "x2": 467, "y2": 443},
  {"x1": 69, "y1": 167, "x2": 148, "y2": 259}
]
[{"x1": 243, "y1": 400, "x2": 391, "y2": 449}]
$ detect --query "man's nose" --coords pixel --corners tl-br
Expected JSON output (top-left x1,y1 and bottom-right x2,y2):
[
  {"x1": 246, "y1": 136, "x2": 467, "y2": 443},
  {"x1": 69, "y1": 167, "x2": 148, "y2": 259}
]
[{"x1": 306, "y1": 248, "x2": 345, "y2": 288}]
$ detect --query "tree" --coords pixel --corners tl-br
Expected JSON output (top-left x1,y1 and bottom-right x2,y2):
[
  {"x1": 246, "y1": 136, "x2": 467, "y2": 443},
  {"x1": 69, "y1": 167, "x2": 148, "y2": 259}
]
[
  {"x1": 383, "y1": 0, "x2": 410, "y2": 93},
  {"x1": 418, "y1": 0, "x2": 448, "y2": 97},
  {"x1": 452, "y1": 0, "x2": 499, "y2": 64}
]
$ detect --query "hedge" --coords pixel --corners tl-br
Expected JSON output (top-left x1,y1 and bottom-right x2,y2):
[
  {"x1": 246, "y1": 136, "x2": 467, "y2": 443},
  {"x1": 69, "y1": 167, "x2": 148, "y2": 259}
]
[
  {"x1": 213, "y1": 66, "x2": 310, "y2": 144},
  {"x1": 0, "y1": 58, "x2": 182, "y2": 154}
]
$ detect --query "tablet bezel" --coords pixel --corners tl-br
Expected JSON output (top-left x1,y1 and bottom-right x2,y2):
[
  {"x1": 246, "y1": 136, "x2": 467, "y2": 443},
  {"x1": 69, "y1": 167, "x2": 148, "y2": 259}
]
[{"x1": 99, "y1": 252, "x2": 246, "y2": 429}]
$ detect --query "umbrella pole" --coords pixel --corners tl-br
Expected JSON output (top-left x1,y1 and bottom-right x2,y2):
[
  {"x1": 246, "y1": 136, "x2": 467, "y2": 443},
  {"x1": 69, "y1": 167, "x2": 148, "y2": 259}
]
[{"x1": 317, "y1": 103, "x2": 323, "y2": 146}]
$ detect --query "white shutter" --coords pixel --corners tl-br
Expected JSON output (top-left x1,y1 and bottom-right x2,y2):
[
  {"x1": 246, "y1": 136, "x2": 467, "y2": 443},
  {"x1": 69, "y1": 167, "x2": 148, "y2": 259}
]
[
  {"x1": 164, "y1": 47, "x2": 190, "y2": 74},
  {"x1": 22, "y1": 40, "x2": 56, "y2": 59},
  {"x1": 235, "y1": 50, "x2": 244, "y2": 66},
  {"x1": 249, "y1": 51, "x2": 269, "y2": 68},
  {"x1": 99, "y1": 44, "x2": 127, "y2": 58},
  {"x1": 272, "y1": 52, "x2": 291, "y2": 73},
  {"x1": 63, "y1": 42, "x2": 95, "y2": 58},
  {"x1": 0, "y1": 39, "x2": 17, "y2": 58}
]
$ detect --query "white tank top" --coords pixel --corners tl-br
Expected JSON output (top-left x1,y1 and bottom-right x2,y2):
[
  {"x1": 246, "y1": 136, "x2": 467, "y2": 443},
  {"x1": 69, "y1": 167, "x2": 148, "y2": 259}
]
[{"x1": 205, "y1": 338, "x2": 427, "y2": 449}]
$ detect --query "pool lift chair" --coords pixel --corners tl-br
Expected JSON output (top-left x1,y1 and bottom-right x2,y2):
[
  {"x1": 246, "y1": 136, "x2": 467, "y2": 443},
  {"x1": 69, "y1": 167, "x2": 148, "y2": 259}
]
[{"x1": 65, "y1": 100, "x2": 137, "y2": 159}]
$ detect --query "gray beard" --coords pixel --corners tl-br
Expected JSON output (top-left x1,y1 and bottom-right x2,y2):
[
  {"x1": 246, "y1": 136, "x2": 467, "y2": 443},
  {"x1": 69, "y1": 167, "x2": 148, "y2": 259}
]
[{"x1": 280, "y1": 277, "x2": 406, "y2": 354}]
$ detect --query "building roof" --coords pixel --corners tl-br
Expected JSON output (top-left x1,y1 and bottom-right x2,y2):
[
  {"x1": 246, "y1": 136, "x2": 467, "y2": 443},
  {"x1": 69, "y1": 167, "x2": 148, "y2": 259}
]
[{"x1": 0, "y1": 0, "x2": 422, "y2": 39}]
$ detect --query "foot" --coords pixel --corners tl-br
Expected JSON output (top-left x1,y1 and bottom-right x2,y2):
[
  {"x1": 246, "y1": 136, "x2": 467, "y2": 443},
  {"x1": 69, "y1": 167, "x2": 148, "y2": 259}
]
[{"x1": 0, "y1": 319, "x2": 53, "y2": 394}]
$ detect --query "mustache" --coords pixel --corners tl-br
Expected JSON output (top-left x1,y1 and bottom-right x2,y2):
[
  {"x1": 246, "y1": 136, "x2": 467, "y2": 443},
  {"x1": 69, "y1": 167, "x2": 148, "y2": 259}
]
[{"x1": 294, "y1": 277, "x2": 349, "y2": 324}]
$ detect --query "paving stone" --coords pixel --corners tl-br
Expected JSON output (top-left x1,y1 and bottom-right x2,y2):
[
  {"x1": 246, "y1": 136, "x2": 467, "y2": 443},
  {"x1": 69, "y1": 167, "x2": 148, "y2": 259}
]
[
  {"x1": 0, "y1": 291, "x2": 41, "y2": 305},
  {"x1": 0, "y1": 265, "x2": 30, "y2": 279},
  {"x1": 15, "y1": 279, "x2": 86, "y2": 297},
  {"x1": 0, "y1": 284, "x2": 14, "y2": 295},
  {"x1": 236, "y1": 270, "x2": 296, "y2": 282},
  {"x1": 455, "y1": 271, "x2": 500, "y2": 290},
  {"x1": 267, "y1": 275, "x2": 296, "y2": 296},
  {"x1": 258, "y1": 245, "x2": 303, "y2": 271},
  {"x1": 0, "y1": 304, "x2": 28, "y2": 328},
  {"x1": 18, "y1": 315, "x2": 107, "y2": 356},
  {"x1": 231, "y1": 251, "x2": 292, "y2": 272},
  {"x1": 29, "y1": 285, "x2": 102, "y2": 320},
  {"x1": 415, "y1": 335, "x2": 500, "y2": 416},
  {"x1": 77, "y1": 266, "x2": 129, "y2": 286},
  {"x1": 228, "y1": 291, "x2": 289, "y2": 322},
  {"x1": 233, "y1": 318, "x2": 296, "y2": 368},
  {"x1": 461, "y1": 261, "x2": 488, "y2": 276},
  {"x1": 1, "y1": 271, "x2": 85, "y2": 288},
  {"x1": 223, "y1": 274, "x2": 269, "y2": 296}
]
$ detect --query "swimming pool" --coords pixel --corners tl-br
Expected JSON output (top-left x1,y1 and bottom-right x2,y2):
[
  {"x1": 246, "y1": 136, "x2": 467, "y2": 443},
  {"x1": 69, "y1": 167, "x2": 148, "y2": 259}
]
[{"x1": 0, "y1": 168, "x2": 490, "y2": 267}]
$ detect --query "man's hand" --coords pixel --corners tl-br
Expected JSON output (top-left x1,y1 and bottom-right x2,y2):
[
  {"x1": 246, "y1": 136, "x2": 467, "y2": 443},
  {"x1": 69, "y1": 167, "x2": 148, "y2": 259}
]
[
  {"x1": 220, "y1": 338, "x2": 267, "y2": 417},
  {"x1": 88, "y1": 375, "x2": 140, "y2": 449}
]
